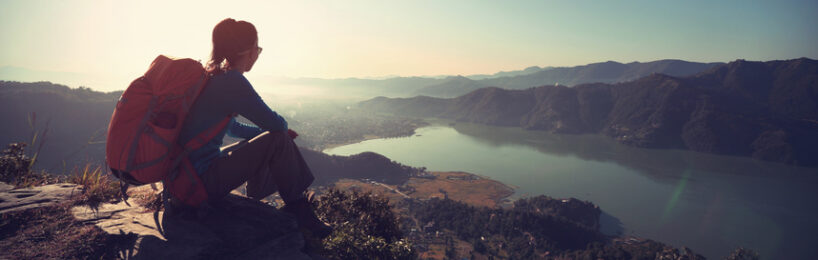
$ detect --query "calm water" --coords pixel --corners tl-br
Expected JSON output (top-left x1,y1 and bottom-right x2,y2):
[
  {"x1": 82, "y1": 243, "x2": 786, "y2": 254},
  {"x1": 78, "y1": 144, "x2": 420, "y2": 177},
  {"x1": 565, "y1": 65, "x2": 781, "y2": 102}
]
[{"x1": 324, "y1": 121, "x2": 818, "y2": 259}]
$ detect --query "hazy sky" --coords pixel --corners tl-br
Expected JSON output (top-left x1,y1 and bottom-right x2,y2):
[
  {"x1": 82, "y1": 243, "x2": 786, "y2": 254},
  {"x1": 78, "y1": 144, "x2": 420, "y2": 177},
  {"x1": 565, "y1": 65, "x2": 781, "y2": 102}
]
[{"x1": 1, "y1": 0, "x2": 816, "y2": 85}]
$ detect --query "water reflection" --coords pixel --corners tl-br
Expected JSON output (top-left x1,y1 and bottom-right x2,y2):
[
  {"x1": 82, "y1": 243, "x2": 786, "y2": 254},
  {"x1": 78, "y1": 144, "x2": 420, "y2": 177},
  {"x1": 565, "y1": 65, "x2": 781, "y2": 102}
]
[
  {"x1": 446, "y1": 120, "x2": 817, "y2": 183},
  {"x1": 445, "y1": 121, "x2": 818, "y2": 258},
  {"x1": 325, "y1": 122, "x2": 818, "y2": 259}
]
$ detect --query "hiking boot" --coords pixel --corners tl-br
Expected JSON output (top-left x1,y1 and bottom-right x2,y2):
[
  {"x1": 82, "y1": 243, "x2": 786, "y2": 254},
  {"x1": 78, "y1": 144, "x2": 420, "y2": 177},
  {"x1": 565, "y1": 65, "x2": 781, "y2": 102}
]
[
  {"x1": 281, "y1": 197, "x2": 333, "y2": 239},
  {"x1": 166, "y1": 196, "x2": 202, "y2": 220}
]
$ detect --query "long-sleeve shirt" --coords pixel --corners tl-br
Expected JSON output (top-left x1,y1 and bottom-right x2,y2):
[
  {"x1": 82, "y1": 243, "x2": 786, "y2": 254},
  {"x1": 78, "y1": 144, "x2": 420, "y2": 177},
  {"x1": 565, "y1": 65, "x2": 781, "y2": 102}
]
[{"x1": 178, "y1": 69, "x2": 288, "y2": 175}]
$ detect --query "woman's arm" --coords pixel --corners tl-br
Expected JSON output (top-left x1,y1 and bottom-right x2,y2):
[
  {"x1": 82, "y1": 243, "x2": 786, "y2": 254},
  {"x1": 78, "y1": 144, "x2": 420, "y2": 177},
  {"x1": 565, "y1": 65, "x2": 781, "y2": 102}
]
[{"x1": 227, "y1": 72, "x2": 288, "y2": 132}]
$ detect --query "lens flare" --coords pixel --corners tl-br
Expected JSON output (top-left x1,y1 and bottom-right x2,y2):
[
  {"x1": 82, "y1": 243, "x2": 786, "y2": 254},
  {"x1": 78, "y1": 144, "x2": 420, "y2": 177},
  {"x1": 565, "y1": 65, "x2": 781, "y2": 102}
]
[{"x1": 662, "y1": 169, "x2": 691, "y2": 220}]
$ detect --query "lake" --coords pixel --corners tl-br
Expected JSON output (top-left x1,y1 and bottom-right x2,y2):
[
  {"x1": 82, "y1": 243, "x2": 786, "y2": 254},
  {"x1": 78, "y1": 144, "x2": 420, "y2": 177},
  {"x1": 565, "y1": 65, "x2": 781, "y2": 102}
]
[{"x1": 324, "y1": 121, "x2": 818, "y2": 259}]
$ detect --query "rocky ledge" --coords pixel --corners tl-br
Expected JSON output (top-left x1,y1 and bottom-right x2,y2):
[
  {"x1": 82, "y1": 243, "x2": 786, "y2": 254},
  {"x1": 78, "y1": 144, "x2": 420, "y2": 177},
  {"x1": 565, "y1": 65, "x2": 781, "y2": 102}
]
[
  {"x1": 0, "y1": 183, "x2": 78, "y2": 214},
  {"x1": 1, "y1": 182, "x2": 313, "y2": 259}
]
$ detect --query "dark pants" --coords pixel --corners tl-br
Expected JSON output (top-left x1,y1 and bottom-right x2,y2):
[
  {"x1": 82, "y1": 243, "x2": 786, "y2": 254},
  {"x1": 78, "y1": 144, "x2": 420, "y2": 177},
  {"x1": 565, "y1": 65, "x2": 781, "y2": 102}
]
[{"x1": 201, "y1": 131, "x2": 314, "y2": 204}]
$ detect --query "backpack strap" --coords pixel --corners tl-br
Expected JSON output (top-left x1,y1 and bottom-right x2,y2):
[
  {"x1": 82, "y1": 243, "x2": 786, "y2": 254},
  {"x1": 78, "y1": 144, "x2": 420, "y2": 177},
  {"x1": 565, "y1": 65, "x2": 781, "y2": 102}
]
[
  {"x1": 119, "y1": 180, "x2": 131, "y2": 207},
  {"x1": 111, "y1": 168, "x2": 146, "y2": 186},
  {"x1": 155, "y1": 186, "x2": 170, "y2": 238},
  {"x1": 124, "y1": 96, "x2": 159, "y2": 173},
  {"x1": 164, "y1": 115, "x2": 233, "y2": 207},
  {"x1": 111, "y1": 168, "x2": 144, "y2": 207}
]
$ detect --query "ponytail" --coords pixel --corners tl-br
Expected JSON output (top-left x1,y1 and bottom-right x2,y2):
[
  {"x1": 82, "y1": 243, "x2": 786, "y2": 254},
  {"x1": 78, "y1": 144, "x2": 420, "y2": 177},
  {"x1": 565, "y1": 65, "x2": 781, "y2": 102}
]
[{"x1": 207, "y1": 18, "x2": 258, "y2": 75}]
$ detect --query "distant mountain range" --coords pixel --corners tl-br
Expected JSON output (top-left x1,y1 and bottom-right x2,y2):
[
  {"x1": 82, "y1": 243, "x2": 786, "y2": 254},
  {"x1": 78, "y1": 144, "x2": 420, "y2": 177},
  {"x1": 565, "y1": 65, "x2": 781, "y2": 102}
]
[
  {"x1": 0, "y1": 66, "x2": 124, "y2": 92},
  {"x1": 265, "y1": 59, "x2": 723, "y2": 98},
  {"x1": 413, "y1": 60, "x2": 724, "y2": 98},
  {"x1": 356, "y1": 58, "x2": 818, "y2": 167},
  {"x1": 464, "y1": 66, "x2": 551, "y2": 80},
  {"x1": 5, "y1": 58, "x2": 814, "y2": 166},
  {"x1": 4, "y1": 59, "x2": 723, "y2": 100}
]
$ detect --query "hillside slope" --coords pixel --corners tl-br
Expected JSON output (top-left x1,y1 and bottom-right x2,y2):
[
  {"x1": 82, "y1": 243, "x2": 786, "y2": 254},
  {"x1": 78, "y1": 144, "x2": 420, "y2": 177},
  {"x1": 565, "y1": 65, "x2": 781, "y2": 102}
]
[
  {"x1": 0, "y1": 81, "x2": 119, "y2": 172},
  {"x1": 356, "y1": 58, "x2": 818, "y2": 166}
]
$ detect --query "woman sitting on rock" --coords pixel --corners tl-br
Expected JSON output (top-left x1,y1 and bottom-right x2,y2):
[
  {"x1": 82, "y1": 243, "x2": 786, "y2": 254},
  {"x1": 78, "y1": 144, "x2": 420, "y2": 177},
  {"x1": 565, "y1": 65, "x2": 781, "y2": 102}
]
[{"x1": 177, "y1": 18, "x2": 331, "y2": 238}]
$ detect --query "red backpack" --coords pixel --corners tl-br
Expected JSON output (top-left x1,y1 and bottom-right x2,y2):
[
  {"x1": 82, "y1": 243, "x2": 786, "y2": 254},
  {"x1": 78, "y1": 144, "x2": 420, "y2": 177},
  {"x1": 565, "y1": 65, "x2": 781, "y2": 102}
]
[{"x1": 106, "y1": 55, "x2": 231, "y2": 206}]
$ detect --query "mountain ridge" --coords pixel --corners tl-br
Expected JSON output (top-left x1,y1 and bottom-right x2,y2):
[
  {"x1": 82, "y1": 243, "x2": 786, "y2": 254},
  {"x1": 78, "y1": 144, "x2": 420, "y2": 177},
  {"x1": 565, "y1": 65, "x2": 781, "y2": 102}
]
[
  {"x1": 413, "y1": 59, "x2": 724, "y2": 98},
  {"x1": 356, "y1": 58, "x2": 818, "y2": 166},
  {"x1": 3, "y1": 59, "x2": 726, "y2": 99}
]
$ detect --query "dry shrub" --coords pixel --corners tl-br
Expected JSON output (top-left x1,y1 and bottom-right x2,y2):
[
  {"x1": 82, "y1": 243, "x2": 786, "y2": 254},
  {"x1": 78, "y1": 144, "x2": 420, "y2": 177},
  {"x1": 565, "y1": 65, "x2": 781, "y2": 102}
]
[
  {"x1": 129, "y1": 187, "x2": 164, "y2": 212},
  {"x1": 0, "y1": 143, "x2": 60, "y2": 188},
  {"x1": 67, "y1": 164, "x2": 121, "y2": 210},
  {"x1": 313, "y1": 189, "x2": 414, "y2": 259},
  {"x1": 0, "y1": 203, "x2": 135, "y2": 259}
]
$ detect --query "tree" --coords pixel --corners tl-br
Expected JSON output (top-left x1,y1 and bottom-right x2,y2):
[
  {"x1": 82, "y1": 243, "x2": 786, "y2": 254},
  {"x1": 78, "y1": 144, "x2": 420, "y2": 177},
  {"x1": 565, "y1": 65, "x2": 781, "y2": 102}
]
[{"x1": 314, "y1": 189, "x2": 415, "y2": 259}]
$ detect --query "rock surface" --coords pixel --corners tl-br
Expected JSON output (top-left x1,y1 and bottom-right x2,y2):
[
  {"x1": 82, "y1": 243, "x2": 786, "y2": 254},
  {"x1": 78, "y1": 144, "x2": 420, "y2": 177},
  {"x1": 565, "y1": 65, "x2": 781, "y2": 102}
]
[
  {"x1": 0, "y1": 182, "x2": 313, "y2": 259},
  {"x1": 0, "y1": 182, "x2": 13, "y2": 192},
  {"x1": 0, "y1": 182, "x2": 78, "y2": 214},
  {"x1": 71, "y1": 189, "x2": 311, "y2": 259}
]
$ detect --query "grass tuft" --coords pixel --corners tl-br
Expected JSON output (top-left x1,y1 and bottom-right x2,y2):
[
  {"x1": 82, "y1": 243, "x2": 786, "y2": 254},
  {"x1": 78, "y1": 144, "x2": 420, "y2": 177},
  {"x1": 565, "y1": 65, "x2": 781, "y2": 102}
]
[{"x1": 67, "y1": 164, "x2": 121, "y2": 210}]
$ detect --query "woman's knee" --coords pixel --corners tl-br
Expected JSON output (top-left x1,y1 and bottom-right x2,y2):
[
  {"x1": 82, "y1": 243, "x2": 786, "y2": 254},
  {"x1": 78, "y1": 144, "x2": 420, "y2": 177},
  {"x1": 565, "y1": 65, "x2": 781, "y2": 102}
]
[
  {"x1": 247, "y1": 131, "x2": 294, "y2": 151},
  {"x1": 252, "y1": 130, "x2": 292, "y2": 146},
  {"x1": 269, "y1": 130, "x2": 291, "y2": 140}
]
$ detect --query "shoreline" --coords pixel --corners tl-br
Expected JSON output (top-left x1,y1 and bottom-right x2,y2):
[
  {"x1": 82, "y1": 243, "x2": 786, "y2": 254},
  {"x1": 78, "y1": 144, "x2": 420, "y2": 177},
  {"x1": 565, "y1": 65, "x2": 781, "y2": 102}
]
[
  {"x1": 316, "y1": 128, "x2": 424, "y2": 152},
  {"x1": 318, "y1": 134, "x2": 384, "y2": 151},
  {"x1": 331, "y1": 171, "x2": 517, "y2": 209}
]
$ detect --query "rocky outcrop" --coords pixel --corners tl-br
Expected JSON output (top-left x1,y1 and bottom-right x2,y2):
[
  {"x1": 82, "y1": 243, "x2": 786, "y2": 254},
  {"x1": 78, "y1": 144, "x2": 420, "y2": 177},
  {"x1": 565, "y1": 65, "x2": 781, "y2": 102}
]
[
  {"x1": 0, "y1": 182, "x2": 314, "y2": 259},
  {"x1": 0, "y1": 183, "x2": 78, "y2": 214},
  {"x1": 71, "y1": 189, "x2": 311, "y2": 259}
]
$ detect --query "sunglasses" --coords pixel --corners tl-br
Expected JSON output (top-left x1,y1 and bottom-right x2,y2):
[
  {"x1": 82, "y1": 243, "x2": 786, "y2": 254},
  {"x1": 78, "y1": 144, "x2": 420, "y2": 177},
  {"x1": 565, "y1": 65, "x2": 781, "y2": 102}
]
[{"x1": 238, "y1": 46, "x2": 262, "y2": 56}]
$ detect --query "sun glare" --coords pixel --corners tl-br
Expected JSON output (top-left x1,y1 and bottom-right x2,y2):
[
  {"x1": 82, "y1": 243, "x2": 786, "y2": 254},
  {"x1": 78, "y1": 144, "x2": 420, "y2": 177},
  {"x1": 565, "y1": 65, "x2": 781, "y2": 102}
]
[{"x1": 1, "y1": 0, "x2": 816, "y2": 91}]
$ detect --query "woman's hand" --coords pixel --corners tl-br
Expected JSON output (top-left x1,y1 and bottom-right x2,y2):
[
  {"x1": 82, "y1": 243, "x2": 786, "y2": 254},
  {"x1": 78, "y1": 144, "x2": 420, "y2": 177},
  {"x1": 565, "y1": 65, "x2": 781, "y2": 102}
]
[{"x1": 287, "y1": 129, "x2": 299, "y2": 139}]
